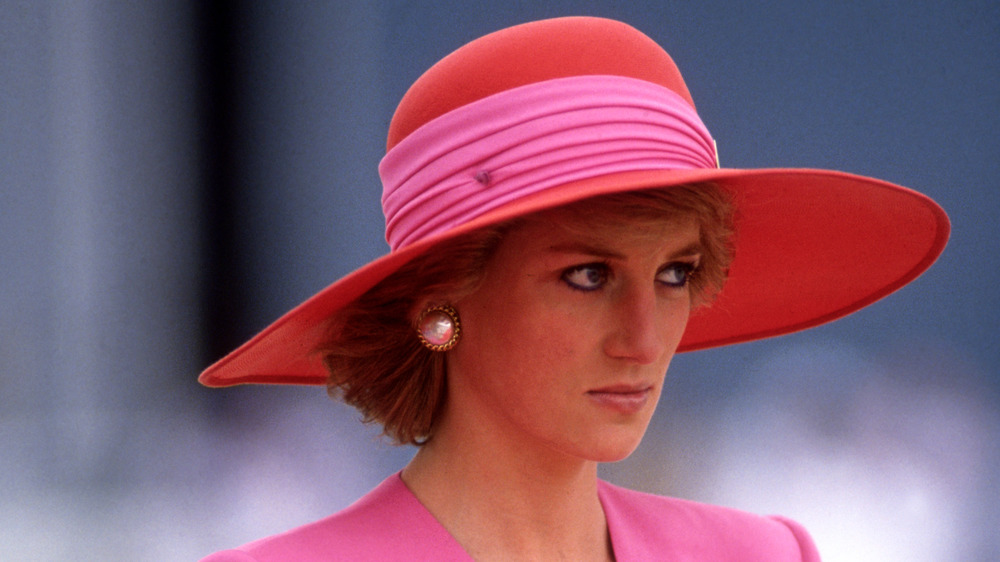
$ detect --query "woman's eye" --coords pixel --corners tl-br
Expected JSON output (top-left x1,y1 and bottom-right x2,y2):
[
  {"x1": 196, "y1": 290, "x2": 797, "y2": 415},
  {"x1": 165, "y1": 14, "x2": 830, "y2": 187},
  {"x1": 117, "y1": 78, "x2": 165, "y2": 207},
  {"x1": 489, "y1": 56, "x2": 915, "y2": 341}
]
[
  {"x1": 562, "y1": 264, "x2": 608, "y2": 291},
  {"x1": 658, "y1": 262, "x2": 697, "y2": 288}
]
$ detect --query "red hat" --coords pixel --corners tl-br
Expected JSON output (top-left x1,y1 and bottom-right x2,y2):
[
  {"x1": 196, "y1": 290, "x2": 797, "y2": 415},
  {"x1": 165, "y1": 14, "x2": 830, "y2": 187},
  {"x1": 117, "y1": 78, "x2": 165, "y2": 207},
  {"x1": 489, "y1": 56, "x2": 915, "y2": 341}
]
[{"x1": 200, "y1": 16, "x2": 948, "y2": 387}]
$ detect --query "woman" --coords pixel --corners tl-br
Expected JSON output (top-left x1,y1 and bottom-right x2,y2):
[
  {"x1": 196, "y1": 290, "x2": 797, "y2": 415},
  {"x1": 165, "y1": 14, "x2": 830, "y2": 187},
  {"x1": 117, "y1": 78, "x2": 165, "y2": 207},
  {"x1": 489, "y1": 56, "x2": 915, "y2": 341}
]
[{"x1": 200, "y1": 17, "x2": 949, "y2": 561}]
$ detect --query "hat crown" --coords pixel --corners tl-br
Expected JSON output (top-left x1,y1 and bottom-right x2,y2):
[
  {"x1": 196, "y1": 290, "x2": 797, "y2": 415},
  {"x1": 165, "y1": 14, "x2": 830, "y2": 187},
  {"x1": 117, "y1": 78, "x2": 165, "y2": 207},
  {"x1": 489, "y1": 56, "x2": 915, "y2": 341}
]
[{"x1": 386, "y1": 16, "x2": 694, "y2": 151}]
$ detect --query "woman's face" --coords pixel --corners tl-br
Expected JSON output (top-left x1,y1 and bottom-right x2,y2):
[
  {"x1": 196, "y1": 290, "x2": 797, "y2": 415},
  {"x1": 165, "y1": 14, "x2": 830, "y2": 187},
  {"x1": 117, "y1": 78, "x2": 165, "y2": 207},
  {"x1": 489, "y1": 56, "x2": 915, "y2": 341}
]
[{"x1": 446, "y1": 208, "x2": 701, "y2": 464}]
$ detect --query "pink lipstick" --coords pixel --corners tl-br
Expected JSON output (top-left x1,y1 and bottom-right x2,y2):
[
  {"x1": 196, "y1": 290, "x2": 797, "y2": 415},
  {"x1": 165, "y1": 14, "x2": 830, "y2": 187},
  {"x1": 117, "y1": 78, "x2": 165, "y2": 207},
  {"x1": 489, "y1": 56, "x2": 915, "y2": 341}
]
[{"x1": 586, "y1": 384, "x2": 651, "y2": 415}]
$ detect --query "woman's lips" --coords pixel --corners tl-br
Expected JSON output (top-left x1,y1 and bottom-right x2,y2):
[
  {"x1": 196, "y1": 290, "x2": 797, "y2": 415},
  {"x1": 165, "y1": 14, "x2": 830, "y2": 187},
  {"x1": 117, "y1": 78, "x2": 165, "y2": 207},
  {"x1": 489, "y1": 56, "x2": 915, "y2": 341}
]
[{"x1": 586, "y1": 385, "x2": 652, "y2": 415}]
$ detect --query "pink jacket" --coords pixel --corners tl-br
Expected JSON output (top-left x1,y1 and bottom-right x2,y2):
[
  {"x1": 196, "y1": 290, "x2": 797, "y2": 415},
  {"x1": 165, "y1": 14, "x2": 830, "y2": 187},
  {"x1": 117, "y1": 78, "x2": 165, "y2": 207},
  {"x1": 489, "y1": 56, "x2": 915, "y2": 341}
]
[{"x1": 203, "y1": 473, "x2": 820, "y2": 561}]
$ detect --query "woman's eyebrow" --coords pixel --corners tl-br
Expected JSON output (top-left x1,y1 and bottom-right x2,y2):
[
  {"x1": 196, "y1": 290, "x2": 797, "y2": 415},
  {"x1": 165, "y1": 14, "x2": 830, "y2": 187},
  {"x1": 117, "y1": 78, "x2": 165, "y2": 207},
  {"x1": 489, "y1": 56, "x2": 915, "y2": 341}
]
[
  {"x1": 545, "y1": 241, "x2": 626, "y2": 260},
  {"x1": 545, "y1": 241, "x2": 704, "y2": 260},
  {"x1": 668, "y1": 242, "x2": 705, "y2": 259}
]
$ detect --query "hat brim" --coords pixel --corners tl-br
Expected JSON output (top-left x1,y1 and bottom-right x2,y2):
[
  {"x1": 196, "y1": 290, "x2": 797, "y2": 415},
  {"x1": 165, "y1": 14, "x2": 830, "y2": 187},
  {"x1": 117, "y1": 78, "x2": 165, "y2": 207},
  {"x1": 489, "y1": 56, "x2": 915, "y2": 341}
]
[{"x1": 199, "y1": 167, "x2": 948, "y2": 387}]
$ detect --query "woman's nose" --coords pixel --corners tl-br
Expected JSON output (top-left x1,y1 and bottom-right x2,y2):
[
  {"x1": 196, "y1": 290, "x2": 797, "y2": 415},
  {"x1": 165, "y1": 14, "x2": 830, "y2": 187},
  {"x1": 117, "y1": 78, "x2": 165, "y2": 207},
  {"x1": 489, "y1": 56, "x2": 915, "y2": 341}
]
[{"x1": 602, "y1": 284, "x2": 686, "y2": 365}]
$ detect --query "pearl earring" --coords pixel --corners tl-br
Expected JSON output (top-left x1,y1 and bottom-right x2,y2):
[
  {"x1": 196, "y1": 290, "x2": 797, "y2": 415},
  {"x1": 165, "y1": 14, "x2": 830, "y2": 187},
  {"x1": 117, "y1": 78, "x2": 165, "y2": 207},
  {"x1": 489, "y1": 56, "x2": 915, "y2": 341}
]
[{"x1": 416, "y1": 305, "x2": 461, "y2": 352}]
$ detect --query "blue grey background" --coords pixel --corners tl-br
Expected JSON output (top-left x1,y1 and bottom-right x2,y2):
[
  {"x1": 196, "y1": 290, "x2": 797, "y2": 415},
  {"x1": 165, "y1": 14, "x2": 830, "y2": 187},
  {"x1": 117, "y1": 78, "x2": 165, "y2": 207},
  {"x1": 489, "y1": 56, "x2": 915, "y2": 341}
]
[{"x1": 2, "y1": 2, "x2": 997, "y2": 560}]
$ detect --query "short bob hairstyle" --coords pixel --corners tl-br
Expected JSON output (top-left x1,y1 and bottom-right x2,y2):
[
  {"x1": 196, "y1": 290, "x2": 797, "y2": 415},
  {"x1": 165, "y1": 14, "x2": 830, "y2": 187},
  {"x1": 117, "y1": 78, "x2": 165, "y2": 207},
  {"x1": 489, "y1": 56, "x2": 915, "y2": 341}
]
[{"x1": 318, "y1": 182, "x2": 734, "y2": 445}]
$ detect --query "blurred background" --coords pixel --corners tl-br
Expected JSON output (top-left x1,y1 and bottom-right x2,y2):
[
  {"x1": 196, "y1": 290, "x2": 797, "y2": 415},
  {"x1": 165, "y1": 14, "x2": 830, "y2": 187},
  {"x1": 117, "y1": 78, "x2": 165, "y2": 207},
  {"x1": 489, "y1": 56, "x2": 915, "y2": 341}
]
[{"x1": 2, "y1": 1, "x2": 997, "y2": 560}]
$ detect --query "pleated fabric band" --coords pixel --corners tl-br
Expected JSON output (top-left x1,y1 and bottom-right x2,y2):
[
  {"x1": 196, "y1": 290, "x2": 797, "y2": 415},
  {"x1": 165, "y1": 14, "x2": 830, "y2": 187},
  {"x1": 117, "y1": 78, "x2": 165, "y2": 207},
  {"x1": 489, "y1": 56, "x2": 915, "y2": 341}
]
[{"x1": 379, "y1": 75, "x2": 718, "y2": 251}]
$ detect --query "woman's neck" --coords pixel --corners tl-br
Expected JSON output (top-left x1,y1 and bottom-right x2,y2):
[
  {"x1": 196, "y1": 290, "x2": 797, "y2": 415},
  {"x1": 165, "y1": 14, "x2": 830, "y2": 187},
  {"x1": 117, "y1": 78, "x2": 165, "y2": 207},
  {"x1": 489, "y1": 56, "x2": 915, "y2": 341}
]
[{"x1": 401, "y1": 415, "x2": 614, "y2": 561}]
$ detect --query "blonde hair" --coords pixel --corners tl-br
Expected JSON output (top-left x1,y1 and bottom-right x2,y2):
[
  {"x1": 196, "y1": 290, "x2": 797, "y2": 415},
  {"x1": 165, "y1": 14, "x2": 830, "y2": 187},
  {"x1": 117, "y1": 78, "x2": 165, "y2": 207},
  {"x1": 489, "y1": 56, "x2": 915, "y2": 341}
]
[{"x1": 318, "y1": 183, "x2": 734, "y2": 445}]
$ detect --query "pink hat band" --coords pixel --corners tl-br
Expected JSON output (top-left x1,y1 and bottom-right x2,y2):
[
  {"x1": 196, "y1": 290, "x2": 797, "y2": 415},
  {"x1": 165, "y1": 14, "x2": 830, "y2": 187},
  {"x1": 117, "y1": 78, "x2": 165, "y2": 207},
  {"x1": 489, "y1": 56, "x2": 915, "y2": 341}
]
[{"x1": 379, "y1": 75, "x2": 719, "y2": 251}]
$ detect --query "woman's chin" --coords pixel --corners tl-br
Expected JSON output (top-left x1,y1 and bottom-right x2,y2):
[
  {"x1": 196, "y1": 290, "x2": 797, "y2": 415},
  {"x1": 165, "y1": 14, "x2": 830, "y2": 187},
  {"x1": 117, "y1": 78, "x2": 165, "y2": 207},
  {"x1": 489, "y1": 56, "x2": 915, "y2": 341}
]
[{"x1": 581, "y1": 434, "x2": 646, "y2": 464}]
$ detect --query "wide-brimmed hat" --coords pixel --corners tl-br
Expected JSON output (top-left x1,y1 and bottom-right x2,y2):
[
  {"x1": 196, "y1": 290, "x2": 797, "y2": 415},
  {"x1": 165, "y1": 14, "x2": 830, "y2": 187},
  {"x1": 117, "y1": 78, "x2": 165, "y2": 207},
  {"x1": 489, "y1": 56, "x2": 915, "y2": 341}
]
[{"x1": 199, "y1": 16, "x2": 948, "y2": 387}]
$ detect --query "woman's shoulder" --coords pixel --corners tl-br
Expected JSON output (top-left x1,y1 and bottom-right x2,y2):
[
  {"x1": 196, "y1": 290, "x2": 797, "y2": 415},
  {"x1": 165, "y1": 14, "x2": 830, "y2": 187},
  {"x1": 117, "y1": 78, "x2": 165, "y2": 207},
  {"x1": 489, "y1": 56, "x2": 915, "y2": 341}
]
[
  {"x1": 200, "y1": 473, "x2": 472, "y2": 562},
  {"x1": 598, "y1": 480, "x2": 821, "y2": 561}
]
